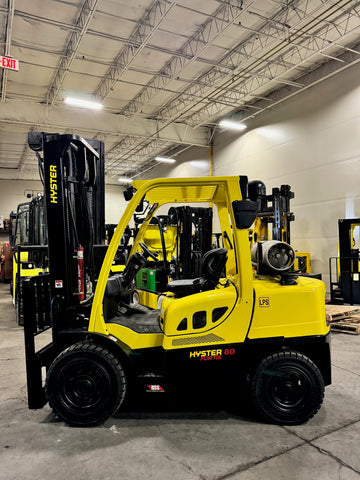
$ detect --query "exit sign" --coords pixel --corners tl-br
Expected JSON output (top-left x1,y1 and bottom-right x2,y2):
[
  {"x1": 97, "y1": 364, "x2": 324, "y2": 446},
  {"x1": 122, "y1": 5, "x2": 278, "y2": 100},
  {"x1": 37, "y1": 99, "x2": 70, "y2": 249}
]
[{"x1": 0, "y1": 56, "x2": 19, "y2": 71}]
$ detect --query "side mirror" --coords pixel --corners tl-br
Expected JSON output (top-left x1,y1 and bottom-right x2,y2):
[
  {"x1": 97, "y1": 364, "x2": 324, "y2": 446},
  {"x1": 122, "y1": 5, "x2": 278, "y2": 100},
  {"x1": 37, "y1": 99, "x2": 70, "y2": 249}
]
[
  {"x1": 232, "y1": 200, "x2": 257, "y2": 229},
  {"x1": 28, "y1": 132, "x2": 44, "y2": 152},
  {"x1": 123, "y1": 186, "x2": 134, "y2": 201}
]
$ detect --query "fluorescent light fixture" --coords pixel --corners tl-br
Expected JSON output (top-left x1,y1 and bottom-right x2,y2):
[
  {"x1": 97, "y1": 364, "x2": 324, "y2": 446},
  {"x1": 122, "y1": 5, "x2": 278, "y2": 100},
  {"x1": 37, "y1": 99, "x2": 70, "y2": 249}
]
[
  {"x1": 155, "y1": 156, "x2": 176, "y2": 164},
  {"x1": 219, "y1": 119, "x2": 247, "y2": 131},
  {"x1": 64, "y1": 96, "x2": 103, "y2": 110},
  {"x1": 118, "y1": 177, "x2": 133, "y2": 184}
]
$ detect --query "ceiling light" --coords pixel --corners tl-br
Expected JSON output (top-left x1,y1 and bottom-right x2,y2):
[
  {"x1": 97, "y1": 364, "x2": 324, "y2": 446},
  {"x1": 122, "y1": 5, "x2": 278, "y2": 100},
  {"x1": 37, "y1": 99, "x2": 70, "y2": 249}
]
[
  {"x1": 219, "y1": 119, "x2": 247, "y2": 131},
  {"x1": 155, "y1": 156, "x2": 176, "y2": 164},
  {"x1": 118, "y1": 177, "x2": 133, "y2": 184},
  {"x1": 64, "y1": 96, "x2": 103, "y2": 110}
]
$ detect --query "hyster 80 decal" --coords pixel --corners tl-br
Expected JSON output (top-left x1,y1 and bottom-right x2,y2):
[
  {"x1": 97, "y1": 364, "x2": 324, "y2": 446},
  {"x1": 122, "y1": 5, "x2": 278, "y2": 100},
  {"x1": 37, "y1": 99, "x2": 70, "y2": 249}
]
[
  {"x1": 189, "y1": 348, "x2": 235, "y2": 361},
  {"x1": 49, "y1": 165, "x2": 58, "y2": 204}
]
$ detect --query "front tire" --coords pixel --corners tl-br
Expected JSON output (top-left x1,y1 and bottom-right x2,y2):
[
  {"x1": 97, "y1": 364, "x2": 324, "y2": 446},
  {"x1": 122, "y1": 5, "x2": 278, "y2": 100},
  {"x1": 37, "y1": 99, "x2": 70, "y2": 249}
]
[
  {"x1": 45, "y1": 341, "x2": 126, "y2": 427},
  {"x1": 252, "y1": 351, "x2": 324, "y2": 425}
]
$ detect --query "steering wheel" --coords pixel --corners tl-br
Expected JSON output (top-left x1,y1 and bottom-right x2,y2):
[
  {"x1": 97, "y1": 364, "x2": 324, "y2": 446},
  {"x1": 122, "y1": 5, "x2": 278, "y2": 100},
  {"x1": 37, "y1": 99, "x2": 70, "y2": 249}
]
[{"x1": 139, "y1": 241, "x2": 158, "y2": 261}]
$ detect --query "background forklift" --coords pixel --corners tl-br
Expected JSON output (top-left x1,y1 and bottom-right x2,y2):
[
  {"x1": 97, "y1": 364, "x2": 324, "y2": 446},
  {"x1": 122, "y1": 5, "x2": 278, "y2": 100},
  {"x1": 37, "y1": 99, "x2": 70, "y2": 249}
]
[
  {"x1": 22, "y1": 132, "x2": 331, "y2": 428},
  {"x1": 134, "y1": 206, "x2": 213, "y2": 308},
  {"x1": 329, "y1": 218, "x2": 360, "y2": 304},
  {"x1": 12, "y1": 195, "x2": 48, "y2": 325}
]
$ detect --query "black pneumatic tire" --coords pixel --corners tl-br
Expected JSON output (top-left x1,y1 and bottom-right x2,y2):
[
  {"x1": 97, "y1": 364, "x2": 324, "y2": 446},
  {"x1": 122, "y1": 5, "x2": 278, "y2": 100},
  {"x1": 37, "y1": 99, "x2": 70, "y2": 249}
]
[
  {"x1": 45, "y1": 341, "x2": 126, "y2": 427},
  {"x1": 252, "y1": 351, "x2": 324, "y2": 425}
]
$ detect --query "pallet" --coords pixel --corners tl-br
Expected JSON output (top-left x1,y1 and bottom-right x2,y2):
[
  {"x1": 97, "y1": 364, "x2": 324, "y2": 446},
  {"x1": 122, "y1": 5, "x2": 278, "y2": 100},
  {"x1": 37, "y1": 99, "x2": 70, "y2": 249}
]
[
  {"x1": 325, "y1": 304, "x2": 360, "y2": 323},
  {"x1": 330, "y1": 314, "x2": 360, "y2": 335}
]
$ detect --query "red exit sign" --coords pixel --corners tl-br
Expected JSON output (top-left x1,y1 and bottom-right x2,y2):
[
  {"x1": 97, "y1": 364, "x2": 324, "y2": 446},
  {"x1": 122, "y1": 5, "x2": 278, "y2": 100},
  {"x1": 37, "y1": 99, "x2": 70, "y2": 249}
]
[{"x1": 0, "y1": 56, "x2": 19, "y2": 71}]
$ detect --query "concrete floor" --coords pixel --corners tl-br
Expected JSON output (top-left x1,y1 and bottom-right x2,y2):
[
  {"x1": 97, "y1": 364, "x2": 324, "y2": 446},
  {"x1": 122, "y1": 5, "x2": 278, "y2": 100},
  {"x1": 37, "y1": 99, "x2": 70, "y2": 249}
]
[{"x1": 0, "y1": 280, "x2": 359, "y2": 480}]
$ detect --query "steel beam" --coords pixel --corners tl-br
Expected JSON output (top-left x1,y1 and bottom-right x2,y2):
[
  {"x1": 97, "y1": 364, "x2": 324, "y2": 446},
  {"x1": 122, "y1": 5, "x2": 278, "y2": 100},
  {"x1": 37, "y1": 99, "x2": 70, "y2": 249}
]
[
  {"x1": 0, "y1": 99, "x2": 211, "y2": 147},
  {"x1": 45, "y1": 0, "x2": 99, "y2": 106},
  {"x1": 156, "y1": 0, "x2": 360, "y2": 125},
  {"x1": 221, "y1": 42, "x2": 360, "y2": 124},
  {"x1": 187, "y1": 2, "x2": 360, "y2": 125},
  {"x1": 119, "y1": 0, "x2": 247, "y2": 117},
  {"x1": 94, "y1": 0, "x2": 177, "y2": 101}
]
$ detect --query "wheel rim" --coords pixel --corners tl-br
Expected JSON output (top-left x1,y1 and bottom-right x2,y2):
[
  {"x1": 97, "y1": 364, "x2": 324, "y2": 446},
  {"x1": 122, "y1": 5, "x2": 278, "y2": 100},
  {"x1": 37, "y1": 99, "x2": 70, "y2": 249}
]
[
  {"x1": 263, "y1": 363, "x2": 313, "y2": 416},
  {"x1": 58, "y1": 358, "x2": 113, "y2": 416}
]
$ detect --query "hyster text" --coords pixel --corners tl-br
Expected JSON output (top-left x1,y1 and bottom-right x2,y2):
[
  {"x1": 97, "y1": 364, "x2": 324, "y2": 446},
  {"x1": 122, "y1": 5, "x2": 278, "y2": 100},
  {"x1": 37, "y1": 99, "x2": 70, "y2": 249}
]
[{"x1": 49, "y1": 165, "x2": 58, "y2": 204}]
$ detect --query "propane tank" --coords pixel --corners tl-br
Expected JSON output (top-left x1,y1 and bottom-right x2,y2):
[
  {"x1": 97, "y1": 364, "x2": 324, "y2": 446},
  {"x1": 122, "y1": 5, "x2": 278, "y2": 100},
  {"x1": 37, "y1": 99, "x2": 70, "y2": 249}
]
[
  {"x1": 77, "y1": 245, "x2": 85, "y2": 301},
  {"x1": 251, "y1": 240, "x2": 295, "y2": 274}
]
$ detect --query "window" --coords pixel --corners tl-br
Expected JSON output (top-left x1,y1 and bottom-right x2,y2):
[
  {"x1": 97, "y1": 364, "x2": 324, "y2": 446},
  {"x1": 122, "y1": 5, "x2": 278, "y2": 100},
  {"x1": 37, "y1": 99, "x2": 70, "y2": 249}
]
[
  {"x1": 193, "y1": 311, "x2": 206, "y2": 329},
  {"x1": 212, "y1": 306, "x2": 228, "y2": 323},
  {"x1": 177, "y1": 318, "x2": 187, "y2": 331}
]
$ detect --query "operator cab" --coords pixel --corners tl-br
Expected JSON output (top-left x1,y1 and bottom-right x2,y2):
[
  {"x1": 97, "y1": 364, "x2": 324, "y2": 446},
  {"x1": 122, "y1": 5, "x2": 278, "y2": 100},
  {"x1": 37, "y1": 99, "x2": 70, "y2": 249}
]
[
  {"x1": 101, "y1": 180, "x2": 244, "y2": 335},
  {"x1": 103, "y1": 244, "x2": 229, "y2": 333}
]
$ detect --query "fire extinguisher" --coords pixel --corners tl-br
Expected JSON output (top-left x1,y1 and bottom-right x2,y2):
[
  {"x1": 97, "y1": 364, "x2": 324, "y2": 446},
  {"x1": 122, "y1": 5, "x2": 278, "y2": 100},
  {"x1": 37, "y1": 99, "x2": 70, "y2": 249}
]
[{"x1": 77, "y1": 245, "x2": 85, "y2": 301}]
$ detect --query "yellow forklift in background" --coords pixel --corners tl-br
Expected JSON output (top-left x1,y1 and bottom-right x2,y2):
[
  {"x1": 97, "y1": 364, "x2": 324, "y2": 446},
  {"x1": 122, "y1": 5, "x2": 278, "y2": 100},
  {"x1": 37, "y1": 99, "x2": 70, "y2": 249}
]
[
  {"x1": 12, "y1": 195, "x2": 48, "y2": 325},
  {"x1": 22, "y1": 132, "x2": 331, "y2": 428},
  {"x1": 134, "y1": 206, "x2": 213, "y2": 308}
]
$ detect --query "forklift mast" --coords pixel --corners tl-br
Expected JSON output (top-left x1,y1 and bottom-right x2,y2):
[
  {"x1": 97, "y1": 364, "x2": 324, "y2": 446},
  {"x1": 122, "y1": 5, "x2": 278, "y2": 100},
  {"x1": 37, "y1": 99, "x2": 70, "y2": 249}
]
[
  {"x1": 29, "y1": 195, "x2": 47, "y2": 246},
  {"x1": 8, "y1": 211, "x2": 17, "y2": 248},
  {"x1": 28, "y1": 133, "x2": 105, "y2": 324},
  {"x1": 168, "y1": 206, "x2": 213, "y2": 278},
  {"x1": 14, "y1": 195, "x2": 47, "y2": 247},
  {"x1": 248, "y1": 181, "x2": 295, "y2": 243}
]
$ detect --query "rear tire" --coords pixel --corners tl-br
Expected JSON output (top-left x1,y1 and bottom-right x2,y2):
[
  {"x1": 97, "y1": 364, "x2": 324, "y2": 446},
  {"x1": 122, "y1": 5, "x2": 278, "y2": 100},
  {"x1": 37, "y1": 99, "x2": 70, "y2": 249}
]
[
  {"x1": 252, "y1": 351, "x2": 324, "y2": 425},
  {"x1": 45, "y1": 341, "x2": 126, "y2": 427}
]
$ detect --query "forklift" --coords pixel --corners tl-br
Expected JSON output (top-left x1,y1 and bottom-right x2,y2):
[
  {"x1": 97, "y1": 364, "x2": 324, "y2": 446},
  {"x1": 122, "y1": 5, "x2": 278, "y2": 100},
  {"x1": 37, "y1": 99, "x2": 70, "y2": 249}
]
[
  {"x1": 12, "y1": 195, "x2": 48, "y2": 324},
  {"x1": 329, "y1": 218, "x2": 360, "y2": 304},
  {"x1": 22, "y1": 132, "x2": 331, "y2": 427}
]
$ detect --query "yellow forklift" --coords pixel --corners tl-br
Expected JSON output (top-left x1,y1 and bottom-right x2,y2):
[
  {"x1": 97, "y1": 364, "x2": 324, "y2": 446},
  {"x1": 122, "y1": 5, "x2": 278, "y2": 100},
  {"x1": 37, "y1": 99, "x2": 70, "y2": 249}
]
[
  {"x1": 23, "y1": 133, "x2": 331, "y2": 427},
  {"x1": 134, "y1": 206, "x2": 213, "y2": 308},
  {"x1": 12, "y1": 195, "x2": 48, "y2": 325}
]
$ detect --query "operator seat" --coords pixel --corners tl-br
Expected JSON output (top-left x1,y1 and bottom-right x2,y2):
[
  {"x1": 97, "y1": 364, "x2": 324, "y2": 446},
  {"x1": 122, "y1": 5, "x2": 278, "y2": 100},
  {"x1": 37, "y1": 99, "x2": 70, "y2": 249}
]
[
  {"x1": 166, "y1": 247, "x2": 228, "y2": 298},
  {"x1": 103, "y1": 274, "x2": 162, "y2": 333}
]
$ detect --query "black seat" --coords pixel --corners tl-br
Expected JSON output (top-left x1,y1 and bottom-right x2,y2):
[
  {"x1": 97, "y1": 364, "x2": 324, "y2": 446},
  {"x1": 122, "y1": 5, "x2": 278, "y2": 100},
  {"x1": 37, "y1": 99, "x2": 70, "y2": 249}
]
[{"x1": 167, "y1": 248, "x2": 228, "y2": 298}]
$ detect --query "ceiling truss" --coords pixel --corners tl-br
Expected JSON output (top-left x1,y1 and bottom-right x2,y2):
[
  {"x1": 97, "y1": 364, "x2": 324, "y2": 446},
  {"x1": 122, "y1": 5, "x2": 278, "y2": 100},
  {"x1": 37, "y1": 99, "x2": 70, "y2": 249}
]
[{"x1": 0, "y1": 0, "x2": 359, "y2": 182}]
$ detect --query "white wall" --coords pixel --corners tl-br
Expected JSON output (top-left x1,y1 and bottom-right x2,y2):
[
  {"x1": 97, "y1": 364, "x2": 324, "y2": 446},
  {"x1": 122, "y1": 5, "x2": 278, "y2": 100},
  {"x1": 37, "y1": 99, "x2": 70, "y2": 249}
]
[
  {"x1": 105, "y1": 184, "x2": 128, "y2": 224},
  {"x1": 0, "y1": 179, "x2": 43, "y2": 219},
  {"x1": 0, "y1": 179, "x2": 126, "y2": 227},
  {"x1": 211, "y1": 62, "x2": 360, "y2": 292},
  {"x1": 139, "y1": 147, "x2": 210, "y2": 180}
]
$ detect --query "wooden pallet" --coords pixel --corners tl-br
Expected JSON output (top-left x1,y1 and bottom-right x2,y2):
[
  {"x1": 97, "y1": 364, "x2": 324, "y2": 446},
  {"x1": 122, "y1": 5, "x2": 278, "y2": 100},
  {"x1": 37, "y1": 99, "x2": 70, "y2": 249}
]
[
  {"x1": 325, "y1": 304, "x2": 360, "y2": 323},
  {"x1": 330, "y1": 315, "x2": 360, "y2": 335}
]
